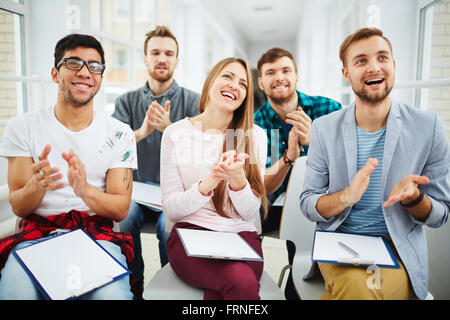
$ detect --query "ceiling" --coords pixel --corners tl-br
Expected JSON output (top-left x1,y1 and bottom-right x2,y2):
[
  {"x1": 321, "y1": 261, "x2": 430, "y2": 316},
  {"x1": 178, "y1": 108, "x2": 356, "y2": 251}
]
[{"x1": 206, "y1": 0, "x2": 306, "y2": 44}]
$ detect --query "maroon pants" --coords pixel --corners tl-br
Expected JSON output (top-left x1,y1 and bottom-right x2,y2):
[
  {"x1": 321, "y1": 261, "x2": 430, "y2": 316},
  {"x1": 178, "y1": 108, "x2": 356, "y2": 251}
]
[{"x1": 167, "y1": 222, "x2": 264, "y2": 300}]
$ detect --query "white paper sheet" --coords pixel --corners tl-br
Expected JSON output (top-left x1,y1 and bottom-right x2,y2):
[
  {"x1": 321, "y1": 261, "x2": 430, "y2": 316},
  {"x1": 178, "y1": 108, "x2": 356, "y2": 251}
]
[
  {"x1": 132, "y1": 181, "x2": 162, "y2": 210},
  {"x1": 14, "y1": 229, "x2": 129, "y2": 300},
  {"x1": 312, "y1": 231, "x2": 397, "y2": 267},
  {"x1": 176, "y1": 228, "x2": 263, "y2": 261}
]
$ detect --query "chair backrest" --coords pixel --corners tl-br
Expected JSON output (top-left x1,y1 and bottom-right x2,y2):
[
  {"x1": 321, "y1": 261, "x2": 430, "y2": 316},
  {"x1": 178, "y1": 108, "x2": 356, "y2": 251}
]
[
  {"x1": 426, "y1": 221, "x2": 450, "y2": 299},
  {"x1": 279, "y1": 156, "x2": 316, "y2": 252}
]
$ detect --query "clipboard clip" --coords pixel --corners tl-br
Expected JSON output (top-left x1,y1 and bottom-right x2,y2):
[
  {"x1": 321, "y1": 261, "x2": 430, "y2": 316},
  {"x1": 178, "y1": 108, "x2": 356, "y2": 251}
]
[{"x1": 337, "y1": 258, "x2": 376, "y2": 266}]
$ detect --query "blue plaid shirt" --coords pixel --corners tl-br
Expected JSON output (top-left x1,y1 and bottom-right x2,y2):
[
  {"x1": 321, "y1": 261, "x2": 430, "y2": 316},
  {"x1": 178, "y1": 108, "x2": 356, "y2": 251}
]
[{"x1": 254, "y1": 90, "x2": 341, "y2": 201}]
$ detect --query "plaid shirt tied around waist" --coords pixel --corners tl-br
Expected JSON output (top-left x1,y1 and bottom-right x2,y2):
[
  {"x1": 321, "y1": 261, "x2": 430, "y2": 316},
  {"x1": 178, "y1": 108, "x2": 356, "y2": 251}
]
[{"x1": 0, "y1": 210, "x2": 134, "y2": 282}]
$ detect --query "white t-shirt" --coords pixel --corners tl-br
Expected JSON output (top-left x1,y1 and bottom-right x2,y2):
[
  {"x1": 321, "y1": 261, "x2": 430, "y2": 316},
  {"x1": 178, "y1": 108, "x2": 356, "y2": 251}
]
[{"x1": 0, "y1": 105, "x2": 138, "y2": 217}]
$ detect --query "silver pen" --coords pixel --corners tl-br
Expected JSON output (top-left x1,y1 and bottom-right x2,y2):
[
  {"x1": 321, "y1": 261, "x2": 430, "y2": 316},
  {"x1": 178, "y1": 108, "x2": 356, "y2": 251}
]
[{"x1": 337, "y1": 241, "x2": 360, "y2": 258}]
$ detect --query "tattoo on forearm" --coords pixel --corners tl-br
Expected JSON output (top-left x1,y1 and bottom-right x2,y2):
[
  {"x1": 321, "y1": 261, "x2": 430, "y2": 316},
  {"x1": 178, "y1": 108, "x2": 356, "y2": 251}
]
[{"x1": 123, "y1": 169, "x2": 132, "y2": 191}]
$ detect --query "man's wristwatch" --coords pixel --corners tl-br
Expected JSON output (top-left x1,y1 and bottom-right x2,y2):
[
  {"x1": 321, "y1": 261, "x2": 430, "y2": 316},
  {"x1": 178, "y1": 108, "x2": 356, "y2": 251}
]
[
  {"x1": 283, "y1": 151, "x2": 294, "y2": 167},
  {"x1": 400, "y1": 188, "x2": 425, "y2": 208}
]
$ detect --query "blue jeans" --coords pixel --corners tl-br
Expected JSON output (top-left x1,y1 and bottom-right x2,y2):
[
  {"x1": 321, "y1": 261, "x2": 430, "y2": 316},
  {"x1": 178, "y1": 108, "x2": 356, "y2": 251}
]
[
  {"x1": 119, "y1": 201, "x2": 169, "y2": 284},
  {"x1": 0, "y1": 235, "x2": 133, "y2": 300}
]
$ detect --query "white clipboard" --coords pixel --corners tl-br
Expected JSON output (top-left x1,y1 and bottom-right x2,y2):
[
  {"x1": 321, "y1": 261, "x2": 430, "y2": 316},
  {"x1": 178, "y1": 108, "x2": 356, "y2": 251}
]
[
  {"x1": 176, "y1": 228, "x2": 263, "y2": 261},
  {"x1": 13, "y1": 229, "x2": 130, "y2": 300},
  {"x1": 311, "y1": 230, "x2": 400, "y2": 268},
  {"x1": 132, "y1": 181, "x2": 162, "y2": 211}
]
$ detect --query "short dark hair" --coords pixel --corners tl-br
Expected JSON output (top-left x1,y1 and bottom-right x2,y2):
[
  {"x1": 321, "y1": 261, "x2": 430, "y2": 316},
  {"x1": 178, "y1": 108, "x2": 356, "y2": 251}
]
[
  {"x1": 144, "y1": 25, "x2": 179, "y2": 57},
  {"x1": 54, "y1": 34, "x2": 105, "y2": 68},
  {"x1": 339, "y1": 27, "x2": 393, "y2": 66},
  {"x1": 257, "y1": 47, "x2": 297, "y2": 76}
]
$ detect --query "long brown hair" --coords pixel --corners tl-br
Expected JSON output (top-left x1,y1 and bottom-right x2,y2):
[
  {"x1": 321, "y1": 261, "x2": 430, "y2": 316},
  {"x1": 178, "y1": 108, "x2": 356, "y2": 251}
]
[{"x1": 198, "y1": 57, "x2": 268, "y2": 219}]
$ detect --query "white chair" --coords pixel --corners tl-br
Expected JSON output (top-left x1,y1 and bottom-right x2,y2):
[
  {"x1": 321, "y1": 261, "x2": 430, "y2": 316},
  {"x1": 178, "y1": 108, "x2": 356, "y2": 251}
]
[
  {"x1": 143, "y1": 264, "x2": 284, "y2": 300},
  {"x1": 143, "y1": 206, "x2": 284, "y2": 300},
  {"x1": 0, "y1": 185, "x2": 16, "y2": 238},
  {"x1": 425, "y1": 221, "x2": 450, "y2": 299},
  {"x1": 278, "y1": 156, "x2": 324, "y2": 300}
]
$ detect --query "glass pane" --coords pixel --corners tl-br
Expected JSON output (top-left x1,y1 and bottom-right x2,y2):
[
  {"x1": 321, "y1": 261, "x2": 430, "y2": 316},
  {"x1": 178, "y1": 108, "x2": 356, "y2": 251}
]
[
  {"x1": 427, "y1": 0, "x2": 450, "y2": 141},
  {"x1": 427, "y1": 88, "x2": 450, "y2": 141},
  {"x1": 102, "y1": 0, "x2": 130, "y2": 39},
  {"x1": 91, "y1": 0, "x2": 101, "y2": 29},
  {"x1": 134, "y1": 0, "x2": 156, "y2": 48},
  {"x1": 104, "y1": 86, "x2": 128, "y2": 115},
  {"x1": 0, "y1": 9, "x2": 23, "y2": 139},
  {"x1": 0, "y1": 82, "x2": 19, "y2": 139},
  {"x1": 0, "y1": 9, "x2": 21, "y2": 76},
  {"x1": 103, "y1": 40, "x2": 129, "y2": 83},
  {"x1": 135, "y1": 49, "x2": 148, "y2": 84}
]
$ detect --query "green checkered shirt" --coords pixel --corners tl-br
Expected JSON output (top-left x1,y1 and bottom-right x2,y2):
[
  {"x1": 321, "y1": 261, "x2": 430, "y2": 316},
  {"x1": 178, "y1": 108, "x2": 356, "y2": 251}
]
[{"x1": 254, "y1": 90, "x2": 341, "y2": 201}]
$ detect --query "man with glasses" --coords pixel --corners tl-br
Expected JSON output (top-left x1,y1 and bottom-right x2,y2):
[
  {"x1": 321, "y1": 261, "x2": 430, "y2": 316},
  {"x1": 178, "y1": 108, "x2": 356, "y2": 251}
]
[
  {"x1": 0, "y1": 34, "x2": 137, "y2": 299},
  {"x1": 112, "y1": 25, "x2": 200, "y2": 300}
]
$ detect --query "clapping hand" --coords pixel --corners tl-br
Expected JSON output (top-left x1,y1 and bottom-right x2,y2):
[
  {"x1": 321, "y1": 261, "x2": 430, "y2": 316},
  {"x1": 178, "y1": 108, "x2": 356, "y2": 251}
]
[
  {"x1": 147, "y1": 100, "x2": 172, "y2": 133},
  {"x1": 31, "y1": 144, "x2": 65, "y2": 191},
  {"x1": 62, "y1": 149, "x2": 89, "y2": 198},
  {"x1": 383, "y1": 175, "x2": 429, "y2": 207},
  {"x1": 285, "y1": 107, "x2": 312, "y2": 147},
  {"x1": 212, "y1": 150, "x2": 249, "y2": 191}
]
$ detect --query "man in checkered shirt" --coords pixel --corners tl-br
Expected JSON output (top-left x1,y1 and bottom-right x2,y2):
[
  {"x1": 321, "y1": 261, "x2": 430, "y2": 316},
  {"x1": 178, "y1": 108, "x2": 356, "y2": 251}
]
[{"x1": 254, "y1": 47, "x2": 342, "y2": 234}]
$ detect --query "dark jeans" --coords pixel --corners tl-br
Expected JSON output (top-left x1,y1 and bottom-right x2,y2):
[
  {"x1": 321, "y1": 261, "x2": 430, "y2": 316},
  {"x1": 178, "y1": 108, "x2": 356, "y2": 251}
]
[{"x1": 119, "y1": 201, "x2": 169, "y2": 284}]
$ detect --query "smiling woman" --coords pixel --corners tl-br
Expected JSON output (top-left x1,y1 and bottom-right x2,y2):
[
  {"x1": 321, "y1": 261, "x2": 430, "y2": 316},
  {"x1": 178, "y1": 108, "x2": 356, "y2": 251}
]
[{"x1": 159, "y1": 57, "x2": 268, "y2": 300}]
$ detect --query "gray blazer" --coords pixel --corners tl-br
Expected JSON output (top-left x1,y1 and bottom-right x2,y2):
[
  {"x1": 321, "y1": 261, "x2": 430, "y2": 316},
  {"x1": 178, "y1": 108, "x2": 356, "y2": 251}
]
[{"x1": 300, "y1": 100, "x2": 450, "y2": 299}]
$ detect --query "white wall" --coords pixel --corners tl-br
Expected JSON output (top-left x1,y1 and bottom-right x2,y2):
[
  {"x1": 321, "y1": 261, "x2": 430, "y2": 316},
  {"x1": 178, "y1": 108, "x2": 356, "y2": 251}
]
[
  {"x1": 294, "y1": 0, "x2": 421, "y2": 106},
  {"x1": 170, "y1": 0, "x2": 251, "y2": 93},
  {"x1": 357, "y1": 0, "x2": 419, "y2": 106},
  {"x1": 248, "y1": 41, "x2": 296, "y2": 70},
  {"x1": 0, "y1": 159, "x2": 7, "y2": 185}
]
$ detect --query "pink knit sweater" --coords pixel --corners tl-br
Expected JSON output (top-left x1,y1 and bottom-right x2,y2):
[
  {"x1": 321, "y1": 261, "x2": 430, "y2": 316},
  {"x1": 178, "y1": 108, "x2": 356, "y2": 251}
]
[{"x1": 160, "y1": 118, "x2": 267, "y2": 233}]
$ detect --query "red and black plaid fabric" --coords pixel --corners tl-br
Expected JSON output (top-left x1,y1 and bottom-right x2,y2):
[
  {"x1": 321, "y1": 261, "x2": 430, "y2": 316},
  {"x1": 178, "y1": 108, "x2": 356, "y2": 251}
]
[{"x1": 0, "y1": 210, "x2": 134, "y2": 283}]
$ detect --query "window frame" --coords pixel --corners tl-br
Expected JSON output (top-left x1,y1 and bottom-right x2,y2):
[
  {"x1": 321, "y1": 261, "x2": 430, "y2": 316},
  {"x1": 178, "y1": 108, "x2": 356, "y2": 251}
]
[{"x1": 0, "y1": 0, "x2": 28, "y2": 134}]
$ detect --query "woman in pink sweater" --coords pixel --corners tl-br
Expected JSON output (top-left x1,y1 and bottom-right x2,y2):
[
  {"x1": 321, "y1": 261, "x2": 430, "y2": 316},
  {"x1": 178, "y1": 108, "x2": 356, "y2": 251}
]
[{"x1": 160, "y1": 57, "x2": 268, "y2": 299}]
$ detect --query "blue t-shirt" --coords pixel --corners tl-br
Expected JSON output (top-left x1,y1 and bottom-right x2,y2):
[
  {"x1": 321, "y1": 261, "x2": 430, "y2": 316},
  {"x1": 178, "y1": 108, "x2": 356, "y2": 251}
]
[{"x1": 338, "y1": 126, "x2": 390, "y2": 237}]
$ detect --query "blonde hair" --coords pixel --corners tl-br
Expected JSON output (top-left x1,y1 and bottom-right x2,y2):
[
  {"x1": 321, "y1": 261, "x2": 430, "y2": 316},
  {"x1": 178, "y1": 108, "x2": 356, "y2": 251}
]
[{"x1": 199, "y1": 57, "x2": 268, "y2": 219}]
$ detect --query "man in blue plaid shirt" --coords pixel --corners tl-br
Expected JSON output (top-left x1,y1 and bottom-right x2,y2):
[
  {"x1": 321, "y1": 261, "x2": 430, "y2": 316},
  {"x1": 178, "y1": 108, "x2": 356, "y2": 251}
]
[{"x1": 254, "y1": 47, "x2": 342, "y2": 234}]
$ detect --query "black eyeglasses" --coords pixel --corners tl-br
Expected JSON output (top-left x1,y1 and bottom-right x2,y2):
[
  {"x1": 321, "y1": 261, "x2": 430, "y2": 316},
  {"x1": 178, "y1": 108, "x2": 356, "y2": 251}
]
[{"x1": 56, "y1": 57, "x2": 106, "y2": 75}]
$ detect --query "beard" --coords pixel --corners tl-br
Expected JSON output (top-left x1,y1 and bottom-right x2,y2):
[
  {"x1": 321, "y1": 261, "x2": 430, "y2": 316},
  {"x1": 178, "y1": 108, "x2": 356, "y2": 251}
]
[
  {"x1": 267, "y1": 88, "x2": 297, "y2": 105},
  {"x1": 353, "y1": 76, "x2": 394, "y2": 105},
  {"x1": 354, "y1": 85, "x2": 392, "y2": 104},
  {"x1": 149, "y1": 65, "x2": 175, "y2": 82},
  {"x1": 60, "y1": 81, "x2": 99, "y2": 107},
  {"x1": 65, "y1": 90, "x2": 97, "y2": 106}
]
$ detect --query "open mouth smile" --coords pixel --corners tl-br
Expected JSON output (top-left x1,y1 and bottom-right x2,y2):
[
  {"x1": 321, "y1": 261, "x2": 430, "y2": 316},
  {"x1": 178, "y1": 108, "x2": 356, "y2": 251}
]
[
  {"x1": 221, "y1": 91, "x2": 236, "y2": 100},
  {"x1": 364, "y1": 78, "x2": 385, "y2": 86},
  {"x1": 72, "y1": 82, "x2": 92, "y2": 89}
]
